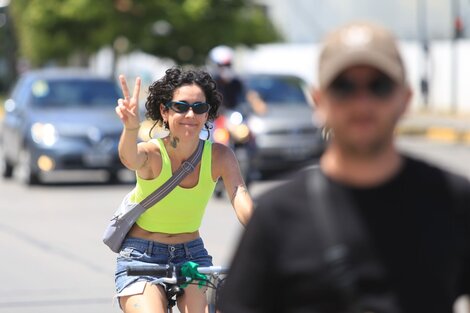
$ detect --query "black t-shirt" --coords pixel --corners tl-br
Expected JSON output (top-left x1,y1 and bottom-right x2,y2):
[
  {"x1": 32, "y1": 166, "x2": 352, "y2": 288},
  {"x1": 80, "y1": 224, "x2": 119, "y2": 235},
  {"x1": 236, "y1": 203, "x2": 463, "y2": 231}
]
[{"x1": 220, "y1": 156, "x2": 470, "y2": 313}]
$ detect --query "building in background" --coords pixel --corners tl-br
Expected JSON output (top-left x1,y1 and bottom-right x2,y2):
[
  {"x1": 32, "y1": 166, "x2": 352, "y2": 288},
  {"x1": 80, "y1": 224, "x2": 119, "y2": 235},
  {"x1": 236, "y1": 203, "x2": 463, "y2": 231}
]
[
  {"x1": 257, "y1": 0, "x2": 468, "y2": 42},
  {"x1": 239, "y1": 0, "x2": 470, "y2": 113}
]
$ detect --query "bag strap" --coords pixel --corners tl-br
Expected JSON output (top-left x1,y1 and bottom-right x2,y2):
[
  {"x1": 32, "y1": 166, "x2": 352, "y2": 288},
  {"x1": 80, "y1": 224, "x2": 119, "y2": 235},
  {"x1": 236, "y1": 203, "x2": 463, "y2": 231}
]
[
  {"x1": 307, "y1": 166, "x2": 370, "y2": 254},
  {"x1": 140, "y1": 139, "x2": 204, "y2": 209},
  {"x1": 306, "y1": 166, "x2": 401, "y2": 313},
  {"x1": 306, "y1": 166, "x2": 364, "y2": 307}
]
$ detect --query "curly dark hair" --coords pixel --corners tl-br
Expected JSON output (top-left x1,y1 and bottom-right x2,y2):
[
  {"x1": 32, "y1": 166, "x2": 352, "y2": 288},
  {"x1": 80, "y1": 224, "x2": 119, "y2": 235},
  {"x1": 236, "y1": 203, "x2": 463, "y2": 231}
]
[{"x1": 145, "y1": 67, "x2": 221, "y2": 127}]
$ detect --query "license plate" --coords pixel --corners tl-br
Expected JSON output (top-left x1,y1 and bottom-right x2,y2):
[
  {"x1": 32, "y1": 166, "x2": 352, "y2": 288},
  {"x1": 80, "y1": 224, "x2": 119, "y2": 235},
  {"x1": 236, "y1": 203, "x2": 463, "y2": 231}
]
[
  {"x1": 83, "y1": 152, "x2": 112, "y2": 166},
  {"x1": 283, "y1": 146, "x2": 312, "y2": 160}
]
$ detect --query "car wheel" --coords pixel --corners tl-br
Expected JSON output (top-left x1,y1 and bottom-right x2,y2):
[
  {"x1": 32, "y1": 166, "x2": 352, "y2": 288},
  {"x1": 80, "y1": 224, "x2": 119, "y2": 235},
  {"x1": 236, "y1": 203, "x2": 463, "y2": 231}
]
[
  {"x1": 0, "y1": 147, "x2": 13, "y2": 179},
  {"x1": 107, "y1": 170, "x2": 120, "y2": 184},
  {"x1": 18, "y1": 148, "x2": 40, "y2": 185}
]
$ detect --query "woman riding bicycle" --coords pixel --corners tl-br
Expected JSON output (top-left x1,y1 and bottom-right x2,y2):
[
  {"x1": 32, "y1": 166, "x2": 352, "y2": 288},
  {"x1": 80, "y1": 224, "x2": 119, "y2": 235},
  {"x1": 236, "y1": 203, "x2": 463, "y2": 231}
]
[{"x1": 114, "y1": 67, "x2": 253, "y2": 313}]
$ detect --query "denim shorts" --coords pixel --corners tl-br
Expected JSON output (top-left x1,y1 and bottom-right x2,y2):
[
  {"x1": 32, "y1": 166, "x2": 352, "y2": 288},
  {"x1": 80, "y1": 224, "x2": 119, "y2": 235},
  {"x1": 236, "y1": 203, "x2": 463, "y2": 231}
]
[{"x1": 115, "y1": 237, "x2": 213, "y2": 297}]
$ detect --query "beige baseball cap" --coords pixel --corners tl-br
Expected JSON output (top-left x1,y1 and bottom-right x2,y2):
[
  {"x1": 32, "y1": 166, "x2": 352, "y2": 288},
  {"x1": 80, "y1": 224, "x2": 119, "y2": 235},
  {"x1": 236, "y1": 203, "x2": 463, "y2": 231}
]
[{"x1": 318, "y1": 21, "x2": 406, "y2": 89}]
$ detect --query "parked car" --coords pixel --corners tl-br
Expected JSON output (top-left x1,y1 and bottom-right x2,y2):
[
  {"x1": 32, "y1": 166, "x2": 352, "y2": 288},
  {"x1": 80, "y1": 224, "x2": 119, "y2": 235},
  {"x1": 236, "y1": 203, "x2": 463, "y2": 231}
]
[
  {"x1": 0, "y1": 68, "x2": 124, "y2": 185},
  {"x1": 240, "y1": 73, "x2": 325, "y2": 175}
]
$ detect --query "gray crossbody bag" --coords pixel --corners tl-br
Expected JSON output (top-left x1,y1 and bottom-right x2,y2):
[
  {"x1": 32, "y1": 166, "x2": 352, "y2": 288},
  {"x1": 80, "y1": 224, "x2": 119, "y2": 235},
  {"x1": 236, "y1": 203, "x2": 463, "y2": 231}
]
[{"x1": 102, "y1": 139, "x2": 204, "y2": 253}]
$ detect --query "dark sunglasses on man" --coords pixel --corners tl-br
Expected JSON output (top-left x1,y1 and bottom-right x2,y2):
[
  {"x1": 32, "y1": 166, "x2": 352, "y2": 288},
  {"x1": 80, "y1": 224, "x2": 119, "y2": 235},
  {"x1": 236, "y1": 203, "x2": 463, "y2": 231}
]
[
  {"x1": 165, "y1": 101, "x2": 211, "y2": 114},
  {"x1": 328, "y1": 73, "x2": 397, "y2": 100}
]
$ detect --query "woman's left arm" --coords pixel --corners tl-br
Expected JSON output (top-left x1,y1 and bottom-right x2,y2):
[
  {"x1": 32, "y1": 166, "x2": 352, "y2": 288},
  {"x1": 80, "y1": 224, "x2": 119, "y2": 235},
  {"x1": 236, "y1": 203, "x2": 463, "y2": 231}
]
[{"x1": 215, "y1": 144, "x2": 253, "y2": 226}]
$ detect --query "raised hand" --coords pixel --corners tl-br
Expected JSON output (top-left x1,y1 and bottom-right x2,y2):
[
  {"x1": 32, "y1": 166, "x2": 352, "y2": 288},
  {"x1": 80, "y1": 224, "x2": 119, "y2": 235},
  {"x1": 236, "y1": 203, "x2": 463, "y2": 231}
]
[{"x1": 115, "y1": 75, "x2": 141, "y2": 129}]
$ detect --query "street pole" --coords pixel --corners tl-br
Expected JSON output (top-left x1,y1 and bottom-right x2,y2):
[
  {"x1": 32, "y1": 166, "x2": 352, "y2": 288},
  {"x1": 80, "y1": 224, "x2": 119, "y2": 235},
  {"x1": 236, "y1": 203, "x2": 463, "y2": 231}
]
[
  {"x1": 451, "y1": 0, "x2": 460, "y2": 113},
  {"x1": 418, "y1": 0, "x2": 430, "y2": 109}
]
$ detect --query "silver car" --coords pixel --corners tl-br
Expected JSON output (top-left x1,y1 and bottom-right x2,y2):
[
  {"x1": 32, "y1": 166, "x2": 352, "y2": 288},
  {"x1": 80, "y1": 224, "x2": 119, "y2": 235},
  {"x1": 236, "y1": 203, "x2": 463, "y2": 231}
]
[
  {"x1": 241, "y1": 74, "x2": 325, "y2": 174},
  {"x1": 0, "y1": 68, "x2": 124, "y2": 185}
]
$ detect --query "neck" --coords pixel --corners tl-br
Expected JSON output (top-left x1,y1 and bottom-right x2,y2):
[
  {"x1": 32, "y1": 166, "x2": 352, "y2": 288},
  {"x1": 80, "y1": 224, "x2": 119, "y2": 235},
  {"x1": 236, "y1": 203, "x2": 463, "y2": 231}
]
[
  {"x1": 164, "y1": 134, "x2": 199, "y2": 163},
  {"x1": 320, "y1": 140, "x2": 403, "y2": 187}
]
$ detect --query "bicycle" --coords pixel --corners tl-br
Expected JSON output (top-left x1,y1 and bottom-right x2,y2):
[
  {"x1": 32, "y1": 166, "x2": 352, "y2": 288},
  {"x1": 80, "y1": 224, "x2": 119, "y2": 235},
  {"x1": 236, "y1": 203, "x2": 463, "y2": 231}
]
[{"x1": 126, "y1": 262, "x2": 228, "y2": 313}]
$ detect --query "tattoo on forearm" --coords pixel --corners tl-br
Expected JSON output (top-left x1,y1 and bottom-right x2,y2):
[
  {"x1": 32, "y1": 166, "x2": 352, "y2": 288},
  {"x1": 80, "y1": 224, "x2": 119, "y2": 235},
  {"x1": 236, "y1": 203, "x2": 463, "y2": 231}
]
[
  {"x1": 231, "y1": 184, "x2": 248, "y2": 205},
  {"x1": 170, "y1": 136, "x2": 180, "y2": 148},
  {"x1": 119, "y1": 154, "x2": 131, "y2": 168}
]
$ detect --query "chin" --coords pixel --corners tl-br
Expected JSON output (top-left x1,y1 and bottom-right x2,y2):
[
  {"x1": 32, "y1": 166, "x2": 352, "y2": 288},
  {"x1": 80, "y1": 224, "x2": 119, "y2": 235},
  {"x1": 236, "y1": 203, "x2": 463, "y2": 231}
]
[
  {"x1": 347, "y1": 138, "x2": 391, "y2": 156},
  {"x1": 180, "y1": 129, "x2": 203, "y2": 139}
]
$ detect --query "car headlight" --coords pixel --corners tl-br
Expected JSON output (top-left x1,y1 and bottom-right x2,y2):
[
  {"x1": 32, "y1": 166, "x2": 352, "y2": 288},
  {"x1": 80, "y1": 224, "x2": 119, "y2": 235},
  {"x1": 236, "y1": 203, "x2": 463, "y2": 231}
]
[
  {"x1": 232, "y1": 124, "x2": 250, "y2": 143},
  {"x1": 31, "y1": 123, "x2": 58, "y2": 146},
  {"x1": 229, "y1": 111, "x2": 243, "y2": 125},
  {"x1": 248, "y1": 116, "x2": 265, "y2": 134},
  {"x1": 214, "y1": 127, "x2": 230, "y2": 145}
]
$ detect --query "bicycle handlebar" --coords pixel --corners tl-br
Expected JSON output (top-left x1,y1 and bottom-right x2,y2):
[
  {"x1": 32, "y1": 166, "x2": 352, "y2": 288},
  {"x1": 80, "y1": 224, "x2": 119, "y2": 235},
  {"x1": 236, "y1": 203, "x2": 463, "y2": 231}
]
[
  {"x1": 148, "y1": 276, "x2": 191, "y2": 285},
  {"x1": 126, "y1": 264, "x2": 172, "y2": 277},
  {"x1": 126, "y1": 264, "x2": 229, "y2": 277},
  {"x1": 197, "y1": 266, "x2": 229, "y2": 275},
  {"x1": 127, "y1": 263, "x2": 228, "y2": 311}
]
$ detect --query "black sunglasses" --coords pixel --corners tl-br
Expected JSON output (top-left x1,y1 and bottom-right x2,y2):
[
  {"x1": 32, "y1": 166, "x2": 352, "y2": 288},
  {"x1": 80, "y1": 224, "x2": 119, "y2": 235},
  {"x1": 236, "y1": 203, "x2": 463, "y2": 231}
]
[
  {"x1": 165, "y1": 101, "x2": 211, "y2": 114},
  {"x1": 328, "y1": 74, "x2": 397, "y2": 100}
]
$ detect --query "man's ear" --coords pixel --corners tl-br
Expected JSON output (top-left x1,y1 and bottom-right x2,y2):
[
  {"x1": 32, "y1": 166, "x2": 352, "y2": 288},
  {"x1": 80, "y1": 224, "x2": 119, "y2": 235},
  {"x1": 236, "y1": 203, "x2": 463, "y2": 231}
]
[
  {"x1": 398, "y1": 85, "x2": 413, "y2": 118},
  {"x1": 312, "y1": 87, "x2": 321, "y2": 110},
  {"x1": 312, "y1": 87, "x2": 326, "y2": 126}
]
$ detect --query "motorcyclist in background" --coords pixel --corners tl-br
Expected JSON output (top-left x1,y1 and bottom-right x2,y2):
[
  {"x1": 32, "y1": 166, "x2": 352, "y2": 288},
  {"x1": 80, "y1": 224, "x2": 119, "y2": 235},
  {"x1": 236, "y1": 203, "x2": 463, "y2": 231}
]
[
  {"x1": 208, "y1": 45, "x2": 268, "y2": 115},
  {"x1": 208, "y1": 45, "x2": 244, "y2": 112},
  {"x1": 207, "y1": 46, "x2": 256, "y2": 193}
]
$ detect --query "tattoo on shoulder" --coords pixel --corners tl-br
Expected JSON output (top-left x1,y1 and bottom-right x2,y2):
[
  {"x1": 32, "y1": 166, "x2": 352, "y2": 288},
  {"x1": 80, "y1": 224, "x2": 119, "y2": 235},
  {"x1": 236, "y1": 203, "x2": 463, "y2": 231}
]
[
  {"x1": 231, "y1": 184, "x2": 248, "y2": 204},
  {"x1": 170, "y1": 136, "x2": 180, "y2": 148}
]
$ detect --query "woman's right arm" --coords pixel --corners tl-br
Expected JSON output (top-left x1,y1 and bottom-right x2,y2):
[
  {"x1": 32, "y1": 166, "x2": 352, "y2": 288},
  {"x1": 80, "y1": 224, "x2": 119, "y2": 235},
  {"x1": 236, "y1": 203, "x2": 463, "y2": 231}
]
[
  {"x1": 118, "y1": 128, "x2": 148, "y2": 171},
  {"x1": 115, "y1": 75, "x2": 148, "y2": 171}
]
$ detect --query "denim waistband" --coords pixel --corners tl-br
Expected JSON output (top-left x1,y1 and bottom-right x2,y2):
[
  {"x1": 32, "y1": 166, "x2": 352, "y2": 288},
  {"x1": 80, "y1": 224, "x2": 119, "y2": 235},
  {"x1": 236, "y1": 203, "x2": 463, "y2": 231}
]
[{"x1": 121, "y1": 237, "x2": 204, "y2": 256}]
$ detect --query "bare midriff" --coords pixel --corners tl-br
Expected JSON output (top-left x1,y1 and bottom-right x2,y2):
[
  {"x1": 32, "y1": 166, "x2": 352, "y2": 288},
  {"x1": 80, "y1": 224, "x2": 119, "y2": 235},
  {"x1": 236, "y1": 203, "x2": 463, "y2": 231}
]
[{"x1": 127, "y1": 224, "x2": 200, "y2": 244}]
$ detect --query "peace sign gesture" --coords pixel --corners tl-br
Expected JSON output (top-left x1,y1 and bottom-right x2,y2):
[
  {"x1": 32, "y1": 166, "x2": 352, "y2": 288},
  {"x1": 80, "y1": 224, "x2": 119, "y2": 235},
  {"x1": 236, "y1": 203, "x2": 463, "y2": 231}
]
[{"x1": 115, "y1": 75, "x2": 141, "y2": 129}]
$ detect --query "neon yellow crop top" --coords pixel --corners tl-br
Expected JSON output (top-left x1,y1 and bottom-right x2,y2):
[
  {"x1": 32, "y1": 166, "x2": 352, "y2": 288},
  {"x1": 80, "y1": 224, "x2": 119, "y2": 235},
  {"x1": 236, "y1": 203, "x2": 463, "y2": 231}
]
[{"x1": 132, "y1": 138, "x2": 217, "y2": 234}]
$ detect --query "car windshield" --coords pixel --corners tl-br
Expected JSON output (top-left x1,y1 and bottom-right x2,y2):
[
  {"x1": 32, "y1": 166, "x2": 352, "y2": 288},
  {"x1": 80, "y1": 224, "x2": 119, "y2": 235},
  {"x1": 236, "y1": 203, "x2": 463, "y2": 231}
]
[
  {"x1": 30, "y1": 78, "x2": 121, "y2": 108},
  {"x1": 244, "y1": 76, "x2": 308, "y2": 105}
]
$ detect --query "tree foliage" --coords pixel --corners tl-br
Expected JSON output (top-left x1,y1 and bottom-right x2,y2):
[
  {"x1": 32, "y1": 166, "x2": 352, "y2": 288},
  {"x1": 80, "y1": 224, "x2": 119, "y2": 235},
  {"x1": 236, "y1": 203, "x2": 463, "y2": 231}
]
[
  {"x1": 10, "y1": 0, "x2": 280, "y2": 67},
  {"x1": 0, "y1": 5, "x2": 18, "y2": 92}
]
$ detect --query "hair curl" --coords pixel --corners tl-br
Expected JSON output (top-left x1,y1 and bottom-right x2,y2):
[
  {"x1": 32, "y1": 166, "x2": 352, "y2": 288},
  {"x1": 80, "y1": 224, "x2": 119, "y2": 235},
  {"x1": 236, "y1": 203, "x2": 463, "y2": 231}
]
[{"x1": 145, "y1": 67, "x2": 221, "y2": 125}]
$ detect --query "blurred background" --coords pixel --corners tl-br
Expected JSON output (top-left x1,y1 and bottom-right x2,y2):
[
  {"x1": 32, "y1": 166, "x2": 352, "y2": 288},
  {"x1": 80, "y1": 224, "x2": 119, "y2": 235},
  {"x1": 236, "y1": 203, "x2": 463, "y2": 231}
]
[
  {"x1": 0, "y1": 1, "x2": 469, "y2": 312},
  {"x1": 1, "y1": 0, "x2": 470, "y2": 112}
]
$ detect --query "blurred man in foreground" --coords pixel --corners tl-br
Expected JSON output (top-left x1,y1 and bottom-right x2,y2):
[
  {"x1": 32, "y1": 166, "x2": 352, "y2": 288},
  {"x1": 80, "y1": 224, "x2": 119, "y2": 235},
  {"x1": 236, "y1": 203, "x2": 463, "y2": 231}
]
[{"x1": 219, "y1": 21, "x2": 470, "y2": 313}]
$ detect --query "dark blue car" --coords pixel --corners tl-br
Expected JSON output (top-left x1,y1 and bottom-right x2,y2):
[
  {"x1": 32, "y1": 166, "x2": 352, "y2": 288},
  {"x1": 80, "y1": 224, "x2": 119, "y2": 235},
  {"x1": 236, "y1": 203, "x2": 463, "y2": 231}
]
[{"x1": 0, "y1": 68, "x2": 124, "y2": 185}]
